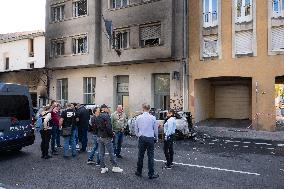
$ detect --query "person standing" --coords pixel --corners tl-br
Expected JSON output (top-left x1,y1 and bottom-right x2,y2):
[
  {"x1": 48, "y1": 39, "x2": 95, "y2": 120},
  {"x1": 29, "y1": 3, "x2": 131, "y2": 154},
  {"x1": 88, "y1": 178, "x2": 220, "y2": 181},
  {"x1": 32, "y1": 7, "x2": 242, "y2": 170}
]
[
  {"x1": 97, "y1": 104, "x2": 123, "y2": 174},
  {"x1": 163, "y1": 109, "x2": 176, "y2": 169},
  {"x1": 134, "y1": 103, "x2": 159, "y2": 179},
  {"x1": 76, "y1": 104, "x2": 90, "y2": 152},
  {"x1": 59, "y1": 103, "x2": 77, "y2": 158},
  {"x1": 111, "y1": 105, "x2": 127, "y2": 158},
  {"x1": 40, "y1": 105, "x2": 52, "y2": 159},
  {"x1": 87, "y1": 107, "x2": 100, "y2": 165},
  {"x1": 50, "y1": 100, "x2": 61, "y2": 155}
]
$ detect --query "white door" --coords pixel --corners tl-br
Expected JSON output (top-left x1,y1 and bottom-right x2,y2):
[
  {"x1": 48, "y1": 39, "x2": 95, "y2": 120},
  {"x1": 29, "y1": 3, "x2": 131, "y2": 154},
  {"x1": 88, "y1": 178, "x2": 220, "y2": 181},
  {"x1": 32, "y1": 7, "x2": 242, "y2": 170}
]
[{"x1": 215, "y1": 85, "x2": 250, "y2": 119}]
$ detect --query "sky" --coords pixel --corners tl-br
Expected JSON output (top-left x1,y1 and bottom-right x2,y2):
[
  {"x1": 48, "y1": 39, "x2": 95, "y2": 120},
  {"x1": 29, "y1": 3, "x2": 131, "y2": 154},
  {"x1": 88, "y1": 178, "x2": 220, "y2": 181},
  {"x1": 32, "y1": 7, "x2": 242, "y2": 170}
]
[{"x1": 0, "y1": 0, "x2": 46, "y2": 34}]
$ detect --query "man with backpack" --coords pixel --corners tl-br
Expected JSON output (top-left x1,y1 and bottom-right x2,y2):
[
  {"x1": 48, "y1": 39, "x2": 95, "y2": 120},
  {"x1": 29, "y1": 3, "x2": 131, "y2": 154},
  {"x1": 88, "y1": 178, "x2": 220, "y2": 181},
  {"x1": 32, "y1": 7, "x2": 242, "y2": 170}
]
[
  {"x1": 97, "y1": 104, "x2": 123, "y2": 174},
  {"x1": 39, "y1": 105, "x2": 53, "y2": 159},
  {"x1": 59, "y1": 103, "x2": 77, "y2": 158}
]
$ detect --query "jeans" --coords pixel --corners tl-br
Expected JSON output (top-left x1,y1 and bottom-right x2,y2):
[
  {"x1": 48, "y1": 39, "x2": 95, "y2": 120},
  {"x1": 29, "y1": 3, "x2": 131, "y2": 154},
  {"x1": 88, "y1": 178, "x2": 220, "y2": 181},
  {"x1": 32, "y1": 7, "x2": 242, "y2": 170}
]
[
  {"x1": 40, "y1": 129, "x2": 51, "y2": 157},
  {"x1": 78, "y1": 126, "x2": 88, "y2": 151},
  {"x1": 51, "y1": 125, "x2": 60, "y2": 152},
  {"x1": 75, "y1": 127, "x2": 78, "y2": 145},
  {"x1": 63, "y1": 130, "x2": 77, "y2": 157},
  {"x1": 88, "y1": 134, "x2": 100, "y2": 163},
  {"x1": 163, "y1": 135, "x2": 174, "y2": 166},
  {"x1": 114, "y1": 131, "x2": 124, "y2": 156},
  {"x1": 98, "y1": 137, "x2": 118, "y2": 168},
  {"x1": 136, "y1": 136, "x2": 155, "y2": 177}
]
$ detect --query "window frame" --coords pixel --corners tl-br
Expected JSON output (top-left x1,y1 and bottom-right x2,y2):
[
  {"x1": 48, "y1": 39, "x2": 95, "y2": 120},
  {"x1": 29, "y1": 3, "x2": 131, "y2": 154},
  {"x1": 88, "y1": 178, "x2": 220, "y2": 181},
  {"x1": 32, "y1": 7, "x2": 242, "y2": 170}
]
[
  {"x1": 203, "y1": 0, "x2": 218, "y2": 28},
  {"x1": 272, "y1": 0, "x2": 284, "y2": 18},
  {"x1": 50, "y1": 4, "x2": 65, "y2": 22},
  {"x1": 83, "y1": 77, "x2": 96, "y2": 104},
  {"x1": 111, "y1": 0, "x2": 129, "y2": 9},
  {"x1": 139, "y1": 23, "x2": 162, "y2": 48},
  {"x1": 235, "y1": 0, "x2": 253, "y2": 23},
  {"x1": 72, "y1": 0, "x2": 88, "y2": 18},
  {"x1": 113, "y1": 29, "x2": 130, "y2": 50},
  {"x1": 51, "y1": 39, "x2": 65, "y2": 57},
  {"x1": 57, "y1": 78, "x2": 68, "y2": 106},
  {"x1": 72, "y1": 35, "x2": 88, "y2": 54},
  {"x1": 5, "y1": 57, "x2": 9, "y2": 70}
]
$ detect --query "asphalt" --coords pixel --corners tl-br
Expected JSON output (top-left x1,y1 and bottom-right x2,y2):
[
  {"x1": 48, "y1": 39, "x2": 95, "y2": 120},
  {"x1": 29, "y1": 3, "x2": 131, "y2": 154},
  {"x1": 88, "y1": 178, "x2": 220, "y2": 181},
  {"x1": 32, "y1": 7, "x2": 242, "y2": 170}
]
[{"x1": 0, "y1": 132, "x2": 284, "y2": 189}]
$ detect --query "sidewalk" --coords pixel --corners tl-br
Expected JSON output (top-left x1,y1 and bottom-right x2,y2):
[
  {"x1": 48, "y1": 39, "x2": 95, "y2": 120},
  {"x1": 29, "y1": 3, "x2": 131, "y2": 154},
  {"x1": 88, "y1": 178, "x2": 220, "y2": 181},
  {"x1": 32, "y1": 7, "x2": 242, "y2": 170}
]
[{"x1": 195, "y1": 126, "x2": 284, "y2": 142}]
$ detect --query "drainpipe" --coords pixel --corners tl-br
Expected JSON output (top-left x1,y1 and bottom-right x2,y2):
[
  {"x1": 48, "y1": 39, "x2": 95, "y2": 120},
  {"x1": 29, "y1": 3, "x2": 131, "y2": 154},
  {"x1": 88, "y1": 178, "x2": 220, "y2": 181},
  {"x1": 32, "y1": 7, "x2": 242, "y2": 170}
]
[{"x1": 182, "y1": 0, "x2": 189, "y2": 112}]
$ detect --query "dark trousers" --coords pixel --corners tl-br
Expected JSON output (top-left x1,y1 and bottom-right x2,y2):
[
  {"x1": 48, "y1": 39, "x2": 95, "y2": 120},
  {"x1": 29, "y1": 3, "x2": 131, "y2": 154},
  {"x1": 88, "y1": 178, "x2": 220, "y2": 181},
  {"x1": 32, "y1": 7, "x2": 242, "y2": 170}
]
[
  {"x1": 136, "y1": 136, "x2": 155, "y2": 177},
  {"x1": 78, "y1": 126, "x2": 88, "y2": 151},
  {"x1": 51, "y1": 125, "x2": 60, "y2": 152},
  {"x1": 163, "y1": 135, "x2": 174, "y2": 166},
  {"x1": 40, "y1": 130, "x2": 51, "y2": 157},
  {"x1": 114, "y1": 131, "x2": 124, "y2": 156}
]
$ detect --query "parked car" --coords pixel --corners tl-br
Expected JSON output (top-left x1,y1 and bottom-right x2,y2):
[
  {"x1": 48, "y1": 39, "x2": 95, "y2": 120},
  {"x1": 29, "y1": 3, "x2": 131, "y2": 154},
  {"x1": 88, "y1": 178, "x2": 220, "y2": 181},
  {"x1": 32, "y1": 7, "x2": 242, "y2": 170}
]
[{"x1": 0, "y1": 83, "x2": 35, "y2": 151}]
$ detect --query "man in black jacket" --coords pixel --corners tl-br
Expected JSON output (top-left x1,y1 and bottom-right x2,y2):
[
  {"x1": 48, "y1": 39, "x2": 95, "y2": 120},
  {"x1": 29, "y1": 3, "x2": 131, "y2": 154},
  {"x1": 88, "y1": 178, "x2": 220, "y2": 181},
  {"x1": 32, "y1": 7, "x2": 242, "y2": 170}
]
[
  {"x1": 97, "y1": 104, "x2": 123, "y2": 174},
  {"x1": 76, "y1": 103, "x2": 89, "y2": 152}
]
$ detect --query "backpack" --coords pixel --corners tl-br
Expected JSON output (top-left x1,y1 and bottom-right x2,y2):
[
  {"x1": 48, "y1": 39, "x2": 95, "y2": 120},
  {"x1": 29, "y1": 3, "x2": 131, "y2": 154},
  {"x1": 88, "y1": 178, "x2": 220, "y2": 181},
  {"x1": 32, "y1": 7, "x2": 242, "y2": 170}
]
[{"x1": 35, "y1": 112, "x2": 50, "y2": 130}]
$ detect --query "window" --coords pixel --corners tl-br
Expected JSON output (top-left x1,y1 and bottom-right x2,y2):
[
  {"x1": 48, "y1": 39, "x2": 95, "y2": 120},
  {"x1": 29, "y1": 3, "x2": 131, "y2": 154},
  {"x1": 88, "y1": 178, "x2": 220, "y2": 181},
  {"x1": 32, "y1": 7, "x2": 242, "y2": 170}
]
[
  {"x1": 0, "y1": 95, "x2": 30, "y2": 120},
  {"x1": 83, "y1": 77, "x2": 96, "y2": 104},
  {"x1": 203, "y1": 0, "x2": 218, "y2": 28},
  {"x1": 272, "y1": 26, "x2": 284, "y2": 51},
  {"x1": 72, "y1": 35, "x2": 88, "y2": 54},
  {"x1": 73, "y1": 0, "x2": 87, "y2": 17},
  {"x1": 235, "y1": 30, "x2": 253, "y2": 55},
  {"x1": 111, "y1": 0, "x2": 129, "y2": 9},
  {"x1": 113, "y1": 30, "x2": 130, "y2": 49},
  {"x1": 140, "y1": 24, "x2": 161, "y2": 48},
  {"x1": 28, "y1": 62, "x2": 35, "y2": 69},
  {"x1": 203, "y1": 35, "x2": 218, "y2": 57},
  {"x1": 57, "y1": 79, "x2": 68, "y2": 106},
  {"x1": 28, "y1": 39, "x2": 34, "y2": 57},
  {"x1": 5, "y1": 57, "x2": 9, "y2": 70},
  {"x1": 154, "y1": 74, "x2": 170, "y2": 112},
  {"x1": 51, "y1": 40, "x2": 65, "y2": 57},
  {"x1": 51, "y1": 5, "x2": 65, "y2": 22},
  {"x1": 272, "y1": 0, "x2": 284, "y2": 18},
  {"x1": 235, "y1": 0, "x2": 252, "y2": 23}
]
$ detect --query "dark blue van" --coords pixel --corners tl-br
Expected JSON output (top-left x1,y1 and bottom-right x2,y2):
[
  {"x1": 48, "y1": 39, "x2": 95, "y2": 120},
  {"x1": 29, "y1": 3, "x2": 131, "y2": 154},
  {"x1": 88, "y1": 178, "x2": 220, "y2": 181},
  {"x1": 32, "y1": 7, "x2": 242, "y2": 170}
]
[{"x1": 0, "y1": 83, "x2": 35, "y2": 151}]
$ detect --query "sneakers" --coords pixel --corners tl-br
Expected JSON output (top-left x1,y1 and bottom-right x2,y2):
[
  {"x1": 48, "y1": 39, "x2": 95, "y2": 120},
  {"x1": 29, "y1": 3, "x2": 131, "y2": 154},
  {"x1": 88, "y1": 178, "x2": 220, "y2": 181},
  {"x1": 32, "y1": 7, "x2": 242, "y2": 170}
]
[
  {"x1": 76, "y1": 144, "x2": 80, "y2": 149},
  {"x1": 101, "y1": 167, "x2": 109, "y2": 174},
  {"x1": 112, "y1": 166, "x2": 123, "y2": 173},
  {"x1": 96, "y1": 162, "x2": 100, "y2": 166},
  {"x1": 164, "y1": 165, "x2": 172, "y2": 170},
  {"x1": 149, "y1": 174, "x2": 159, "y2": 179},
  {"x1": 87, "y1": 159, "x2": 96, "y2": 165}
]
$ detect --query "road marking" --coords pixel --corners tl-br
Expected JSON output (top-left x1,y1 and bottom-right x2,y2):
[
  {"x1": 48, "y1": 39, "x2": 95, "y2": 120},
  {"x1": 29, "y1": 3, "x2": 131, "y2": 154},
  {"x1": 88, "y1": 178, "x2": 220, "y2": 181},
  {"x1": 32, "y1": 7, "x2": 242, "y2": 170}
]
[
  {"x1": 243, "y1": 146, "x2": 249, "y2": 148},
  {"x1": 154, "y1": 159, "x2": 261, "y2": 176},
  {"x1": 277, "y1": 144, "x2": 284, "y2": 147},
  {"x1": 255, "y1": 143, "x2": 271, "y2": 145},
  {"x1": 243, "y1": 142, "x2": 251, "y2": 144}
]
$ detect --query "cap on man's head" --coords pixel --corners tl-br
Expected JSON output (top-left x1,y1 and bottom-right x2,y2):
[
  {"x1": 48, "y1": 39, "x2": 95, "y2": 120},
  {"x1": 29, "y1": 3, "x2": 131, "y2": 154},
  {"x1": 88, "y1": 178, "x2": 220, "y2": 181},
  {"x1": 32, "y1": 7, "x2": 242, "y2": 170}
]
[{"x1": 101, "y1": 104, "x2": 109, "y2": 109}]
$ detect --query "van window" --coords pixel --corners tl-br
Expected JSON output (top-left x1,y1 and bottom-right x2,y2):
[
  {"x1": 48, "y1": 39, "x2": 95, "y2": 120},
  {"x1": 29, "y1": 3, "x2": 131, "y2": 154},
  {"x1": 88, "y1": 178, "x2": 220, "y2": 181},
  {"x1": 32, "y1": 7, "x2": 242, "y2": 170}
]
[{"x1": 0, "y1": 95, "x2": 30, "y2": 120}]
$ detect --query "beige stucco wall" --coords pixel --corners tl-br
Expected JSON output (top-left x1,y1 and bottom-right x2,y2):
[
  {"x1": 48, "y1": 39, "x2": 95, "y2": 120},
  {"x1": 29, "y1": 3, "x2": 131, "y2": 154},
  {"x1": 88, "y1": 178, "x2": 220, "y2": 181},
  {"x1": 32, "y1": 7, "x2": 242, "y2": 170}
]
[
  {"x1": 49, "y1": 61, "x2": 183, "y2": 115},
  {"x1": 189, "y1": 0, "x2": 284, "y2": 131}
]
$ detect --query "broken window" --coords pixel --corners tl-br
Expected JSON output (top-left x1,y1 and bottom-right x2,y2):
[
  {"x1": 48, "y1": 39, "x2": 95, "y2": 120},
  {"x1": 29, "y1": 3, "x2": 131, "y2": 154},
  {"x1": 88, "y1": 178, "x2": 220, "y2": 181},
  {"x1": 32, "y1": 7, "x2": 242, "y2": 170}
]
[
  {"x1": 73, "y1": 0, "x2": 87, "y2": 17},
  {"x1": 5, "y1": 57, "x2": 9, "y2": 70},
  {"x1": 140, "y1": 24, "x2": 161, "y2": 48},
  {"x1": 72, "y1": 35, "x2": 88, "y2": 54},
  {"x1": 51, "y1": 5, "x2": 65, "y2": 22},
  {"x1": 113, "y1": 30, "x2": 129, "y2": 49},
  {"x1": 111, "y1": 0, "x2": 128, "y2": 9},
  {"x1": 51, "y1": 40, "x2": 65, "y2": 57}
]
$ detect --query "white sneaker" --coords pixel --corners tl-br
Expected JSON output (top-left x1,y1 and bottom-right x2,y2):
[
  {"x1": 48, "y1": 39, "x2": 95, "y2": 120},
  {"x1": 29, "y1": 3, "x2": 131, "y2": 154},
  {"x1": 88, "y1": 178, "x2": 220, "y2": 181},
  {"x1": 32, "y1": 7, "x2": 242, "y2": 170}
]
[
  {"x1": 101, "y1": 167, "x2": 109, "y2": 174},
  {"x1": 76, "y1": 144, "x2": 80, "y2": 149},
  {"x1": 112, "y1": 166, "x2": 123, "y2": 173}
]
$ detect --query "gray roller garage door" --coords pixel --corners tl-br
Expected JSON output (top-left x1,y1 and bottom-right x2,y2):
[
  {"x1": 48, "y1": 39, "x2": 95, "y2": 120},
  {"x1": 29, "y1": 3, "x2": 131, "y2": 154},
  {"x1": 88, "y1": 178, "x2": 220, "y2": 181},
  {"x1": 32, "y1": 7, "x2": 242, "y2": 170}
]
[{"x1": 215, "y1": 85, "x2": 250, "y2": 119}]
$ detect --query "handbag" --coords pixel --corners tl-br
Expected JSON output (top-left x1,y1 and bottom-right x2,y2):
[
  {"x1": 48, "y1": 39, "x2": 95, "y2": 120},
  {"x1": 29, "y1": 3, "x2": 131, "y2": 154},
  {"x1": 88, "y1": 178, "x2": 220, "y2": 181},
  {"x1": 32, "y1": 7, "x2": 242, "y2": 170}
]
[{"x1": 61, "y1": 126, "x2": 72, "y2": 136}]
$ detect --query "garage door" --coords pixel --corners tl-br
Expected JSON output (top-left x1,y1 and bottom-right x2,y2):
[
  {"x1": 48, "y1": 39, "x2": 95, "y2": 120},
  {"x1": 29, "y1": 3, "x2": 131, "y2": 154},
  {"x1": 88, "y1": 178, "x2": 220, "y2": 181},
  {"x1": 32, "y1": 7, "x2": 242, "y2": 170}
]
[{"x1": 215, "y1": 85, "x2": 250, "y2": 119}]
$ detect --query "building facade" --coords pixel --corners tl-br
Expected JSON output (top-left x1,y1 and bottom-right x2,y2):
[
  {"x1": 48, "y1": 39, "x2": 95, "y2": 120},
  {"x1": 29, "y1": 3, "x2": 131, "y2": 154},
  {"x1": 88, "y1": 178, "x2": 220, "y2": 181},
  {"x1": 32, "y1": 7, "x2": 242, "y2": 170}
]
[
  {"x1": 46, "y1": 0, "x2": 188, "y2": 115},
  {"x1": 189, "y1": 0, "x2": 284, "y2": 131},
  {"x1": 0, "y1": 31, "x2": 47, "y2": 107}
]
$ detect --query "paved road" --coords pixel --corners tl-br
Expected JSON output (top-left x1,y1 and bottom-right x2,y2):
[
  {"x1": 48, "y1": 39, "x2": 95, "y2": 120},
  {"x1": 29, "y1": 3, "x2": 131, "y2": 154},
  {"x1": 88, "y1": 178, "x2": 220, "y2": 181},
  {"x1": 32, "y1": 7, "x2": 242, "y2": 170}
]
[{"x1": 0, "y1": 132, "x2": 284, "y2": 189}]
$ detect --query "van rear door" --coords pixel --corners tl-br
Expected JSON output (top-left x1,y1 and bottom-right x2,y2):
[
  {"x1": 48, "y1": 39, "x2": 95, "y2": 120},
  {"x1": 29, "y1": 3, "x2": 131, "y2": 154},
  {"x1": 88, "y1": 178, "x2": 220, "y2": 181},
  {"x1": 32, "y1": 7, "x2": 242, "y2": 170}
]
[{"x1": 0, "y1": 95, "x2": 32, "y2": 141}]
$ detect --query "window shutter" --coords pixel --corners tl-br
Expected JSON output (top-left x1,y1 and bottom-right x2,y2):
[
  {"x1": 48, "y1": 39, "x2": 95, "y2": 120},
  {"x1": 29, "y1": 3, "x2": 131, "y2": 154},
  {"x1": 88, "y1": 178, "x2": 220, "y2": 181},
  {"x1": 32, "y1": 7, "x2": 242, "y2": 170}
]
[
  {"x1": 235, "y1": 30, "x2": 253, "y2": 55},
  {"x1": 272, "y1": 26, "x2": 284, "y2": 51},
  {"x1": 203, "y1": 35, "x2": 218, "y2": 57},
  {"x1": 140, "y1": 25, "x2": 161, "y2": 40}
]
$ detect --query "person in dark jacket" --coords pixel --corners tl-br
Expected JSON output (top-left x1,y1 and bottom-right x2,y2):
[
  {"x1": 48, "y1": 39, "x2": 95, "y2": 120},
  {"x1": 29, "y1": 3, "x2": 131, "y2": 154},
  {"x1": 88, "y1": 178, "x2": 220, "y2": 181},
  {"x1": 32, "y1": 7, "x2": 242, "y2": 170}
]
[
  {"x1": 97, "y1": 104, "x2": 123, "y2": 174},
  {"x1": 87, "y1": 107, "x2": 100, "y2": 165},
  {"x1": 76, "y1": 103, "x2": 90, "y2": 152}
]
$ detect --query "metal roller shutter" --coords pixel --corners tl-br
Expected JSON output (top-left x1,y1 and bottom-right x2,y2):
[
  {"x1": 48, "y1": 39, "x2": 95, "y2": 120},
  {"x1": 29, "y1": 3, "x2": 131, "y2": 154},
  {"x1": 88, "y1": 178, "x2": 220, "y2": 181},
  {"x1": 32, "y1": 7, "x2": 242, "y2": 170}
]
[
  {"x1": 235, "y1": 30, "x2": 253, "y2": 55},
  {"x1": 272, "y1": 26, "x2": 284, "y2": 51},
  {"x1": 140, "y1": 25, "x2": 161, "y2": 40},
  {"x1": 215, "y1": 85, "x2": 250, "y2": 119}
]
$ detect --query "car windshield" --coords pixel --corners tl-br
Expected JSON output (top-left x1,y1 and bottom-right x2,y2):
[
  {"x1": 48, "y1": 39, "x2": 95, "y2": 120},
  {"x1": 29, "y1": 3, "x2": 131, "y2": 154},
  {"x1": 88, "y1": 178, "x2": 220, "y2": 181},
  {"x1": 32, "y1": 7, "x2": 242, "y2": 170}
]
[{"x1": 0, "y1": 95, "x2": 30, "y2": 120}]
